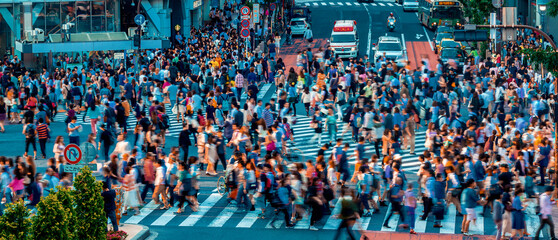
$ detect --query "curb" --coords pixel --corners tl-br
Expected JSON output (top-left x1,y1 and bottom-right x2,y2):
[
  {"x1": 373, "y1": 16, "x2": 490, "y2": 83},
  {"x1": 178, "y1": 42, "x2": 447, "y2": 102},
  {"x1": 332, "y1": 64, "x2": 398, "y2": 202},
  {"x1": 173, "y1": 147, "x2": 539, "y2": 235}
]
[{"x1": 129, "y1": 225, "x2": 150, "y2": 240}]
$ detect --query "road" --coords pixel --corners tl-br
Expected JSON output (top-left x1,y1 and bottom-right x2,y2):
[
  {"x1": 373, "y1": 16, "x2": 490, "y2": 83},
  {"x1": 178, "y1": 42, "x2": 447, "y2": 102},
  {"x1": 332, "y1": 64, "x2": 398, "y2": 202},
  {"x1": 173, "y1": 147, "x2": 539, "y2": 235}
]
[{"x1": 0, "y1": 2, "x2": 549, "y2": 239}]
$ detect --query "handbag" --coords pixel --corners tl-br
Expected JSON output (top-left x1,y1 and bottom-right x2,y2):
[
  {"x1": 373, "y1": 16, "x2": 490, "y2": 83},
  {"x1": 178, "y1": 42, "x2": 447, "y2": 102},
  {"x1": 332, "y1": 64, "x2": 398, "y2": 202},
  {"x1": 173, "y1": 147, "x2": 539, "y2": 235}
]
[{"x1": 310, "y1": 122, "x2": 317, "y2": 129}]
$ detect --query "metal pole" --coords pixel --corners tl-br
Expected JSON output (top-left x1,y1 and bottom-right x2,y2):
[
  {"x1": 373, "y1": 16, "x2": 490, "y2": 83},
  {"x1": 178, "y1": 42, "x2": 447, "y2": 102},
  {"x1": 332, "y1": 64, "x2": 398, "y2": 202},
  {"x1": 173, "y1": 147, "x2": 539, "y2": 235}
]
[{"x1": 477, "y1": 24, "x2": 557, "y2": 48}]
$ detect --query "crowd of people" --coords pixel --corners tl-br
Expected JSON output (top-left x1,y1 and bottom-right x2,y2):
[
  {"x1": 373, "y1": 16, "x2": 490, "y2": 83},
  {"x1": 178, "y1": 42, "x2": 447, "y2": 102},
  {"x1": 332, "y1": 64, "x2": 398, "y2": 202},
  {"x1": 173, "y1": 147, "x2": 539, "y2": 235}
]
[{"x1": 0, "y1": 2, "x2": 558, "y2": 239}]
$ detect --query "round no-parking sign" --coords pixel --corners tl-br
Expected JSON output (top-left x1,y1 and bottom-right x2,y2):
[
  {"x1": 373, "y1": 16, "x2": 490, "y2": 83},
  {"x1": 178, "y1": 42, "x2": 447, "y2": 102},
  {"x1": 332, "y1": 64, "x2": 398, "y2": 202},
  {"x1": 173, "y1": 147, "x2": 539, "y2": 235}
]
[
  {"x1": 241, "y1": 28, "x2": 250, "y2": 38},
  {"x1": 64, "y1": 144, "x2": 82, "y2": 165},
  {"x1": 241, "y1": 6, "x2": 250, "y2": 16},
  {"x1": 241, "y1": 19, "x2": 250, "y2": 28}
]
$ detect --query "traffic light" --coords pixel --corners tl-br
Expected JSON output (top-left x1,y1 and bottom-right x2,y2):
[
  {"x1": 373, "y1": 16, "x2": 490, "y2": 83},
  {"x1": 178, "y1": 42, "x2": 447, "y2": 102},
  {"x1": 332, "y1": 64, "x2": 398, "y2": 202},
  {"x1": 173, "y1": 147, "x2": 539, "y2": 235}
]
[
  {"x1": 133, "y1": 35, "x2": 141, "y2": 48},
  {"x1": 454, "y1": 30, "x2": 489, "y2": 42}
]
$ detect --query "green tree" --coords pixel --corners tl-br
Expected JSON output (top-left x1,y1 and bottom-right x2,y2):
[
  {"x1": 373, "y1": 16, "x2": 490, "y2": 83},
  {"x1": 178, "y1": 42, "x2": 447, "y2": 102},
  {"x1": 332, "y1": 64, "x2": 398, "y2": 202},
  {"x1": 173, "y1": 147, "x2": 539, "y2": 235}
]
[
  {"x1": 55, "y1": 186, "x2": 77, "y2": 239},
  {"x1": 521, "y1": 47, "x2": 558, "y2": 76},
  {"x1": 0, "y1": 201, "x2": 32, "y2": 240},
  {"x1": 459, "y1": 0, "x2": 496, "y2": 24},
  {"x1": 32, "y1": 193, "x2": 71, "y2": 240},
  {"x1": 548, "y1": 0, "x2": 558, "y2": 17},
  {"x1": 73, "y1": 166, "x2": 107, "y2": 239}
]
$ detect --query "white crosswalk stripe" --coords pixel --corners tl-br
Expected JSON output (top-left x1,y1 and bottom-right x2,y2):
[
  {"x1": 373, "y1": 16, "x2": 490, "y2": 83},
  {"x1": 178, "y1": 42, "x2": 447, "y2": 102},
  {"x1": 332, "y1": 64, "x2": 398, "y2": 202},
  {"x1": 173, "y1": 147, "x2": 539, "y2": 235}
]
[
  {"x1": 117, "y1": 191, "x2": 538, "y2": 237},
  {"x1": 378, "y1": 3, "x2": 385, "y2": 6},
  {"x1": 288, "y1": 115, "x2": 425, "y2": 172}
]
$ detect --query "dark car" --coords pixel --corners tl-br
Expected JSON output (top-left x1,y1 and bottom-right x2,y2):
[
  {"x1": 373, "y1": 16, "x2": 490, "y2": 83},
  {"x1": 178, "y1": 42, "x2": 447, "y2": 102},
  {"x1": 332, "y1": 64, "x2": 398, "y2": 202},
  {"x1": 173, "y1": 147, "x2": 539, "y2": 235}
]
[{"x1": 290, "y1": 6, "x2": 311, "y2": 24}]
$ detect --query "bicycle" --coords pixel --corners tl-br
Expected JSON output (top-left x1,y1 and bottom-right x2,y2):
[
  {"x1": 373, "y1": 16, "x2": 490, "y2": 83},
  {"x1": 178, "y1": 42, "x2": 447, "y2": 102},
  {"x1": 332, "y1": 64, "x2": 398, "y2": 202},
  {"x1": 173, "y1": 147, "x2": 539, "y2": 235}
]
[{"x1": 284, "y1": 146, "x2": 305, "y2": 163}]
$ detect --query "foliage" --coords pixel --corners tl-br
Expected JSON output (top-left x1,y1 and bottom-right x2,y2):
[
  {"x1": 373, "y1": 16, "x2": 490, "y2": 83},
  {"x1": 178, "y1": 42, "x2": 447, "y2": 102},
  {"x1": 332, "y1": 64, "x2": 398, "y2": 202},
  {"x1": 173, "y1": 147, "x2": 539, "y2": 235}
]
[
  {"x1": 548, "y1": 0, "x2": 558, "y2": 18},
  {"x1": 107, "y1": 230, "x2": 128, "y2": 240},
  {"x1": 521, "y1": 47, "x2": 558, "y2": 77},
  {"x1": 0, "y1": 201, "x2": 32, "y2": 240},
  {"x1": 54, "y1": 186, "x2": 77, "y2": 239},
  {"x1": 459, "y1": 0, "x2": 496, "y2": 24},
  {"x1": 73, "y1": 166, "x2": 107, "y2": 240},
  {"x1": 32, "y1": 193, "x2": 71, "y2": 240}
]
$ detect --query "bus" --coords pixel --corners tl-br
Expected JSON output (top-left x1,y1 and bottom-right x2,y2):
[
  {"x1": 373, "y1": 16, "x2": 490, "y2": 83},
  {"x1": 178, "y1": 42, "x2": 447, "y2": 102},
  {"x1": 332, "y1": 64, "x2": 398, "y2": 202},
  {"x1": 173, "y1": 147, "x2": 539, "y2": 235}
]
[{"x1": 418, "y1": 0, "x2": 464, "y2": 30}]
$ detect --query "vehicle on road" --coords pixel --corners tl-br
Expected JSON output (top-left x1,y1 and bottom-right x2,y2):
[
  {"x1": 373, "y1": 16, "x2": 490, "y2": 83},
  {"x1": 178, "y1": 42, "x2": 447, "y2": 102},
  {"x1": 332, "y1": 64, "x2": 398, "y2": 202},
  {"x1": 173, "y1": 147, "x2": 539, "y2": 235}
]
[
  {"x1": 439, "y1": 47, "x2": 465, "y2": 72},
  {"x1": 418, "y1": 0, "x2": 463, "y2": 30},
  {"x1": 403, "y1": 0, "x2": 419, "y2": 11},
  {"x1": 436, "y1": 38, "x2": 461, "y2": 53},
  {"x1": 388, "y1": 18, "x2": 396, "y2": 32},
  {"x1": 290, "y1": 5, "x2": 312, "y2": 24},
  {"x1": 329, "y1": 20, "x2": 359, "y2": 59},
  {"x1": 290, "y1": 18, "x2": 310, "y2": 36},
  {"x1": 373, "y1": 36, "x2": 407, "y2": 67},
  {"x1": 433, "y1": 32, "x2": 453, "y2": 52}
]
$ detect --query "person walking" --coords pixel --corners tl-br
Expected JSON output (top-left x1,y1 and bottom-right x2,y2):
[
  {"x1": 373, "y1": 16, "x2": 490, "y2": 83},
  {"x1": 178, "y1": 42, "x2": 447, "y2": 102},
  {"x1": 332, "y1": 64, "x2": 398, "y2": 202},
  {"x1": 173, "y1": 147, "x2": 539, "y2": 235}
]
[
  {"x1": 534, "y1": 186, "x2": 557, "y2": 240},
  {"x1": 333, "y1": 187, "x2": 363, "y2": 240},
  {"x1": 404, "y1": 182, "x2": 418, "y2": 234},
  {"x1": 303, "y1": 27, "x2": 313, "y2": 48},
  {"x1": 67, "y1": 116, "x2": 82, "y2": 145},
  {"x1": 22, "y1": 119, "x2": 37, "y2": 158},
  {"x1": 493, "y1": 193, "x2": 505, "y2": 240},
  {"x1": 36, "y1": 118, "x2": 50, "y2": 159},
  {"x1": 101, "y1": 181, "x2": 118, "y2": 231},
  {"x1": 153, "y1": 159, "x2": 170, "y2": 209},
  {"x1": 122, "y1": 166, "x2": 141, "y2": 216},
  {"x1": 383, "y1": 177, "x2": 405, "y2": 228}
]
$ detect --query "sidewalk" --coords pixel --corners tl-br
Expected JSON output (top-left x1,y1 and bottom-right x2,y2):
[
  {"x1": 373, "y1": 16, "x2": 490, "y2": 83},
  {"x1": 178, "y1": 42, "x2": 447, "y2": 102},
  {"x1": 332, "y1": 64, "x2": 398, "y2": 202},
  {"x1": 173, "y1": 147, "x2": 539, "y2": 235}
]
[{"x1": 119, "y1": 224, "x2": 150, "y2": 240}]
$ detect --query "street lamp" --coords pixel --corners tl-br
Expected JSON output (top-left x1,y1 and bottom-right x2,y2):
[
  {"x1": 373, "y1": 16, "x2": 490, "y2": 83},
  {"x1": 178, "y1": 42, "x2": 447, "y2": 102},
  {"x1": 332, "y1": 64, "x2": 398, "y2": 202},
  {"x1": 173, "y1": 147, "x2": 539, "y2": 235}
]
[{"x1": 538, "y1": 0, "x2": 549, "y2": 32}]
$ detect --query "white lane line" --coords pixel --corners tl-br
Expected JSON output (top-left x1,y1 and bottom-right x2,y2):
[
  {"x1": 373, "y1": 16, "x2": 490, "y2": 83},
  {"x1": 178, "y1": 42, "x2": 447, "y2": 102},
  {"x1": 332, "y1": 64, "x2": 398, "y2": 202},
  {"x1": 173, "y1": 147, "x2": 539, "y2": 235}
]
[
  {"x1": 125, "y1": 200, "x2": 158, "y2": 224},
  {"x1": 321, "y1": 2, "x2": 327, "y2": 5},
  {"x1": 346, "y1": 2, "x2": 353, "y2": 5},
  {"x1": 423, "y1": 26, "x2": 434, "y2": 51},
  {"x1": 364, "y1": 3, "x2": 373, "y2": 57},
  {"x1": 402, "y1": 33, "x2": 407, "y2": 59},
  {"x1": 236, "y1": 211, "x2": 261, "y2": 228},
  {"x1": 266, "y1": 219, "x2": 285, "y2": 228},
  {"x1": 440, "y1": 204, "x2": 456, "y2": 234},
  {"x1": 312, "y1": 2, "x2": 318, "y2": 6},
  {"x1": 414, "y1": 204, "x2": 427, "y2": 233},
  {"x1": 380, "y1": 203, "x2": 397, "y2": 232},
  {"x1": 323, "y1": 198, "x2": 343, "y2": 229},
  {"x1": 179, "y1": 193, "x2": 222, "y2": 226},
  {"x1": 208, "y1": 205, "x2": 238, "y2": 227},
  {"x1": 151, "y1": 206, "x2": 179, "y2": 226},
  {"x1": 371, "y1": 3, "x2": 377, "y2": 6},
  {"x1": 387, "y1": 3, "x2": 393, "y2": 6},
  {"x1": 378, "y1": 3, "x2": 385, "y2": 6}
]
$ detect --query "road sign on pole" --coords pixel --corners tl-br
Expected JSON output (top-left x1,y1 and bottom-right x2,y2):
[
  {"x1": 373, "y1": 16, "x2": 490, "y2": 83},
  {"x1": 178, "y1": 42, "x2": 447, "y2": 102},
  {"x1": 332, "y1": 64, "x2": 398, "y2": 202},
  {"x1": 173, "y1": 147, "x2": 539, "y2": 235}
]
[
  {"x1": 241, "y1": 19, "x2": 250, "y2": 28},
  {"x1": 64, "y1": 144, "x2": 82, "y2": 165},
  {"x1": 134, "y1": 14, "x2": 146, "y2": 26},
  {"x1": 270, "y1": 3, "x2": 276, "y2": 11},
  {"x1": 253, "y1": 4, "x2": 260, "y2": 23},
  {"x1": 241, "y1": 28, "x2": 250, "y2": 38},
  {"x1": 241, "y1": 6, "x2": 250, "y2": 16}
]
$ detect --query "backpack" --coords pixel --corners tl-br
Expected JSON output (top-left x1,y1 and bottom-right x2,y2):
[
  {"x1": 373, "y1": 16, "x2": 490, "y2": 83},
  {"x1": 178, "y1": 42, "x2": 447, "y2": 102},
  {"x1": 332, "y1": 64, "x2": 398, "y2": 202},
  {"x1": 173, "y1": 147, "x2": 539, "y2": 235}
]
[
  {"x1": 355, "y1": 113, "x2": 363, "y2": 128},
  {"x1": 197, "y1": 114, "x2": 206, "y2": 126},
  {"x1": 159, "y1": 114, "x2": 170, "y2": 129},
  {"x1": 26, "y1": 124, "x2": 36, "y2": 138},
  {"x1": 220, "y1": 94, "x2": 230, "y2": 111},
  {"x1": 142, "y1": 83, "x2": 150, "y2": 96},
  {"x1": 226, "y1": 170, "x2": 237, "y2": 188}
]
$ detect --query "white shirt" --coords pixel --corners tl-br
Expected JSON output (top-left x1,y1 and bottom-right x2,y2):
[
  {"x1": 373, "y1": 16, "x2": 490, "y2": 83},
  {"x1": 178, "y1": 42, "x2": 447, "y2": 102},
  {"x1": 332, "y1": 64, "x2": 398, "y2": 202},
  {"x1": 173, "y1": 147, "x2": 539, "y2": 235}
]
[
  {"x1": 540, "y1": 192, "x2": 554, "y2": 218},
  {"x1": 154, "y1": 166, "x2": 165, "y2": 185}
]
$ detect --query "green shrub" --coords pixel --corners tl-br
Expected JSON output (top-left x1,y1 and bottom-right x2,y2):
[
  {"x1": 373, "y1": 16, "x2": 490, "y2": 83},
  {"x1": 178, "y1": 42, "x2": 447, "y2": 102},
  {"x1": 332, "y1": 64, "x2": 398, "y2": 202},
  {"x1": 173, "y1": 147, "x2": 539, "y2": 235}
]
[
  {"x1": 54, "y1": 186, "x2": 77, "y2": 239},
  {"x1": 0, "y1": 201, "x2": 32, "y2": 240},
  {"x1": 32, "y1": 193, "x2": 71, "y2": 240},
  {"x1": 73, "y1": 166, "x2": 107, "y2": 240}
]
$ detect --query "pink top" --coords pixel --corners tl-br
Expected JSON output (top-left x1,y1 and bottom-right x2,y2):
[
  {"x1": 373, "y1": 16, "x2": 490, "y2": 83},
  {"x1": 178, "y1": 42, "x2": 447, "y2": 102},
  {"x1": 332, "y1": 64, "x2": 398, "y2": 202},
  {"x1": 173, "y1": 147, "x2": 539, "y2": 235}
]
[{"x1": 9, "y1": 178, "x2": 24, "y2": 191}]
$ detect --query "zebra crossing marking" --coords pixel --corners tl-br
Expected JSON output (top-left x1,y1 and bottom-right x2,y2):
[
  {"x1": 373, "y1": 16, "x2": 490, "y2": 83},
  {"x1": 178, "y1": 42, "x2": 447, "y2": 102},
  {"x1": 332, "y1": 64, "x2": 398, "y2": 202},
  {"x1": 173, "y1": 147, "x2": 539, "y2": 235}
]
[
  {"x1": 440, "y1": 204, "x2": 456, "y2": 234},
  {"x1": 151, "y1": 206, "x2": 179, "y2": 226},
  {"x1": 125, "y1": 200, "x2": 158, "y2": 224},
  {"x1": 380, "y1": 203, "x2": 398, "y2": 232},
  {"x1": 208, "y1": 205, "x2": 238, "y2": 227},
  {"x1": 323, "y1": 198, "x2": 343, "y2": 229},
  {"x1": 236, "y1": 211, "x2": 260, "y2": 228},
  {"x1": 179, "y1": 193, "x2": 223, "y2": 226}
]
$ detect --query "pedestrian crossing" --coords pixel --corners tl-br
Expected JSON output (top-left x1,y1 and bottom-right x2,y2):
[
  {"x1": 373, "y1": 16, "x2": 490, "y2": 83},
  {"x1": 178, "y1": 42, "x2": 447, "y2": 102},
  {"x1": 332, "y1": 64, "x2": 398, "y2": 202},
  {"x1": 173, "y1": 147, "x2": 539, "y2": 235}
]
[
  {"x1": 288, "y1": 115, "x2": 426, "y2": 173},
  {"x1": 119, "y1": 192, "x2": 549, "y2": 238},
  {"x1": 301, "y1": 1, "x2": 402, "y2": 7},
  {"x1": 52, "y1": 83, "x2": 273, "y2": 138}
]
